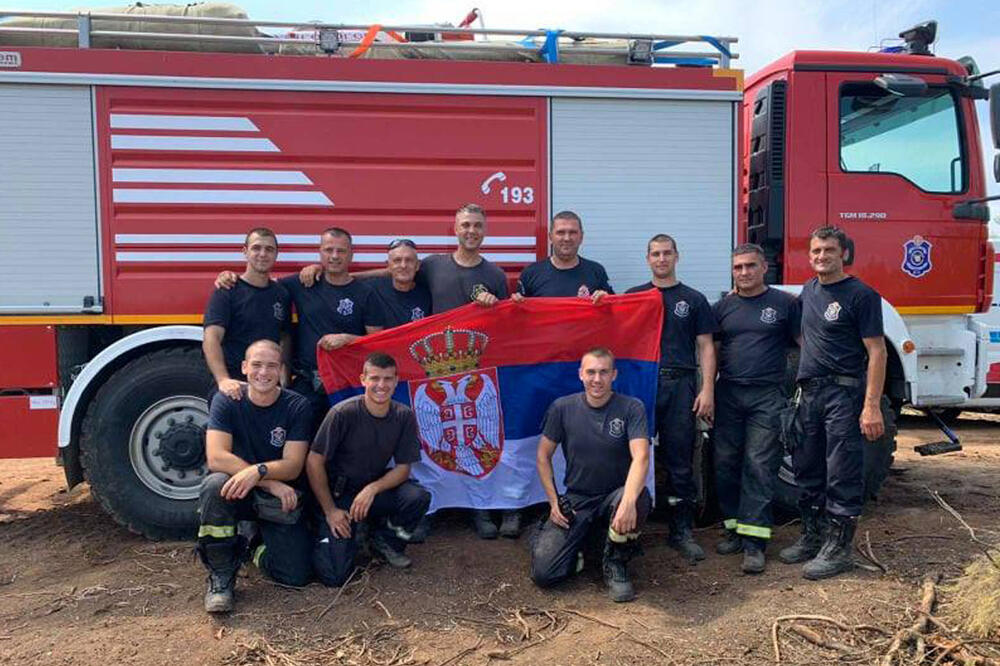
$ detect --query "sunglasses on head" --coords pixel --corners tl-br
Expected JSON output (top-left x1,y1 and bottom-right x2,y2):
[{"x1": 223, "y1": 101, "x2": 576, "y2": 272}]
[{"x1": 388, "y1": 238, "x2": 417, "y2": 250}]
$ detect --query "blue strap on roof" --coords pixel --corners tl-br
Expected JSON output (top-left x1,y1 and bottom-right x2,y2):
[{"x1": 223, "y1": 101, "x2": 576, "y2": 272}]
[
  {"x1": 650, "y1": 36, "x2": 729, "y2": 67},
  {"x1": 539, "y1": 29, "x2": 563, "y2": 63},
  {"x1": 699, "y1": 35, "x2": 732, "y2": 59}
]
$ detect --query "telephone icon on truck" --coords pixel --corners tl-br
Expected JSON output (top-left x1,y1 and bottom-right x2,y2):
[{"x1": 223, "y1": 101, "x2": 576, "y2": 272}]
[{"x1": 481, "y1": 171, "x2": 507, "y2": 194}]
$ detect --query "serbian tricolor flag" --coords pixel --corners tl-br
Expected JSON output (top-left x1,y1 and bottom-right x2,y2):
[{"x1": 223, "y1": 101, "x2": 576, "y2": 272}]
[{"x1": 317, "y1": 291, "x2": 663, "y2": 512}]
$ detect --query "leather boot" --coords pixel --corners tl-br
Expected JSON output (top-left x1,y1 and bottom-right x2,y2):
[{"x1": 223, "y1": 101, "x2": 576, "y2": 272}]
[
  {"x1": 778, "y1": 505, "x2": 825, "y2": 564},
  {"x1": 472, "y1": 509, "x2": 498, "y2": 539},
  {"x1": 196, "y1": 539, "x2": 239, "y2": 614},
  {"x1": 716, "y1": 528, "x2": 743, "y2": 555},
  {"x1": 667, "y1": 503, "x2": 705, "y2": 564},
  {"x1": 803, "y1": 515, "x2": 857, "y2": 580},
  {"x1": 741, "y1": 537, "x2": 766, "y2": 574},
  {"x1": 602, "y1": 540, "x2": 637, "y2": 603}
]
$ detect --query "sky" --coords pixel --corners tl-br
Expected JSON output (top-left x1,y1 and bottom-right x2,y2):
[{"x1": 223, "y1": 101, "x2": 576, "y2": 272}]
[{"x1": 8, "y1": 0, "x2": 1000, "y2": 223}]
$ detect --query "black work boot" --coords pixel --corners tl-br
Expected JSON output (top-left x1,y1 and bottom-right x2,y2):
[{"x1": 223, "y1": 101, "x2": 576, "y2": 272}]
[
  {"x1": 602, "y1": 541, "x2": 636, "y2": 603},
  {"x1": 667, "y1": 503, "x2": 705, "y2": 564},
  {"x1": 741, "y1": 537, "x2": 766, "y2": 575},
  {"x1": 803, "y1": 515, "x2": 857, "y2": 580},
  {"x1": 716, "y1": 528, "x2": 743, "y2": 555},
  {"x1": 196, "y1": 539, "x2": 239, "y2": 614},
  {"x1": 472, "y1": 509, "x2": 498, "y2": 539},
  {"x1": 499, "y1": 510, "x2": 522, "y2": 539},
  {"x1": 778, "y1": 505, "x2": 825, "y2": 564}
]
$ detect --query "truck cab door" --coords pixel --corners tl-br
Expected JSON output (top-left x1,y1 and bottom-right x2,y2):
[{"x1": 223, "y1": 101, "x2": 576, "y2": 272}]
[{"x1": 825, "y1": 72, "x2": 987, "y2": 312}]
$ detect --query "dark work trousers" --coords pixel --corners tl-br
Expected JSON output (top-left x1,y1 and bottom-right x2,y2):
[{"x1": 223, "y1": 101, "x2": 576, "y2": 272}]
[
  {"x1": 713, "y1": 380, "x2": 786, "y2": 541},
  {"x1": 793, "y1": 380, "x2": 866, "y2": 517},
  {"x1": 313, "y1": 480, "x2": 431, "y2": 587},
  {"x1": 530, "y1": 486, "x2": 652, "y2": 588},
  {"x1": 655, "y1": 371, "x2": 698, "y2": 506},
  {"x1": 290, "y1": 373, "x2": 331, "y2": 436},
  {"x1": 198, "y1": 472, "x2": 312, "y2": 586}
]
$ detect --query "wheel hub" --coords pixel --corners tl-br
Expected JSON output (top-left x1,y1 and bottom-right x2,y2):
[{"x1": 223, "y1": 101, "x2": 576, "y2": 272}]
[{"x1": 129, "y1": 396, "x2": 209, "y2": 501}]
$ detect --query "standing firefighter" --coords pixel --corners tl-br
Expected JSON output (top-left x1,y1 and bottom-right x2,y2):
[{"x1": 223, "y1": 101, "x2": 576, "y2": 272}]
[
  {"x1": 531, "y1": 348, "x2": 652, "y2": 603},
  {"x1": 627, "y1": 234, "x2": 717, "y2": 563},
  {"x1": 780, "y1": 227, "x2": 886, "y2": 580},
  {"x1": 712, "y1": 243, "x2": 800, "y2": 574},
  {"x1": 197, "y1": 340, "x2": 312, "y2": 613}
]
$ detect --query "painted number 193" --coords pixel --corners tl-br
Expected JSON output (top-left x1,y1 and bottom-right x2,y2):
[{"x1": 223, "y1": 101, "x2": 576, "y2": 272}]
[{"x1": 499, "y1": 186, "x2": 534, "y2": 204}]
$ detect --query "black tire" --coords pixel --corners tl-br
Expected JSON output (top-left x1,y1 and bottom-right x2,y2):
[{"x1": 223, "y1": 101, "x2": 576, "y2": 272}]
[
  {"x1": 774, "y1": 395, "x2": 897, "y2": 513},
  {"x1": 693, "y1": 430, "x2": 719, "y2": 525},
  {"x1": 81, "y1": 346, "x2": 214, "y2": 540}
]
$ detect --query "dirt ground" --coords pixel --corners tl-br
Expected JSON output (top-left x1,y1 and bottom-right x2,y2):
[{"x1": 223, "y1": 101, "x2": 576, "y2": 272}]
[{"x1": 1, "y1": 412, "x2": 998, "y2": 666}]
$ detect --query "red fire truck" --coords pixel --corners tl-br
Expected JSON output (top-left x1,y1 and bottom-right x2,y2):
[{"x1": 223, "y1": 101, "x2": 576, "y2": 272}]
[{"x1": 0, "y1": 11, "x2": 997, "y2": 538}]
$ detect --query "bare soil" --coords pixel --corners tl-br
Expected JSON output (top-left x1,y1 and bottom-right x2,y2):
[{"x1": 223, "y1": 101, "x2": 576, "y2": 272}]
[{"x1": 1, "y1": 412, "x2": 998, "y2": 665}]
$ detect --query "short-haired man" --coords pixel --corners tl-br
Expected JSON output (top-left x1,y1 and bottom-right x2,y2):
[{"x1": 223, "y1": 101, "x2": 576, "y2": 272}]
[
  {"x1": 370, "y1": 238, "x2": 433, "y2": 328},
  {"x1": 626, "y1": 234, "x2": 717, "y2": 563},
  {"x1": 531, "y1": 348, "x2": 652, "y2": 603},
  {"x1": 779, "y1": 227, "x2": 886, "y2": 580},
  {"x1": 512, "y1": 211, "x2": 612, "y2": 302},
  {"x1": 307, "y1": 352, "x2": 431, "y2": 585},
  {"x1": 216, "y1": 228, "x2": 384, "y2": 431},
  {"x1": 197, "y1": 340, "x2": 312, "y2": 613},
  {"x1": 712, "y1": 243, "x2": 800, "y2": 574},
  {"x1": 203, "y1": 228, "x2": 291, "y2": 400}
]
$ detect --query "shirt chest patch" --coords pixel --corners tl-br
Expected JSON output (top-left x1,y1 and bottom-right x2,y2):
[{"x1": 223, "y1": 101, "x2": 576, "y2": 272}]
[
  {"x1": 270, "y1": 426, "x2": 286, "y2": 448},
  {"x1": 577, "y1": 285, "x2": 592, "y2": 298},
  {"x1": 823, "y1": 301, "x2": 842, "y2": 322},
  {"x1": 337, "y1": 298, "x2": 354, "y2": 316},
  {"x1": 674, "y1": 300, "x2": 690, "y2": 318},
  {"x1": 273, "y1": 301, "x2": 285, "y2": 320},
  {"x1": 411, "y1": 306, "x2": 425, "y2": 321},
  {"x1": 760, "y1": 306, "x2": 778, "y2": 325},
  {"x1": 608, "y1": 417, "x2": 625, "y2": 438}
]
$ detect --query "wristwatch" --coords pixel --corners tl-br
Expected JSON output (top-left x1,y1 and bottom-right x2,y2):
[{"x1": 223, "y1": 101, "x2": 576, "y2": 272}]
[{"x1": 257, "y1": 463, "x2": 268, "y2": 479}]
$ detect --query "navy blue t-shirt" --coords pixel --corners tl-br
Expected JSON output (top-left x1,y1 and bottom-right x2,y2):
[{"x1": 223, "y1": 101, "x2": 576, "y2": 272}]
[
  {"x1": 370, "y1": 277, "x2": 432, "y2": 329},
  {"x1": 542, "y1": 393, "x2": 648, "y2": 496},
  {"x1": 713, "y1": 288, "x2": 801, "y2": 385},
  {"x1": 208, "y1": 387, "x2": 312, "y2": 485},
  {"x1": 279, "y1": 276, "x2": 383, "y2": 375},
  {"x1": 626, "y1": 282, "x2": 717, "y2": 370},
  {"x1": 516, "y1": 256, "x2": 614, "y2": 298},
  {"x1": 797, "y1": 276, "x2": 884, "y2": 380},
  {"x1": 203, "y1": 279, "x2": 291, "y2": 378}
]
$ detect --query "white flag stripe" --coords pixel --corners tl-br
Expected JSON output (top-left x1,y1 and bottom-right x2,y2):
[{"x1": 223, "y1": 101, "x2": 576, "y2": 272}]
[
  {"x1": 110, "y1": 114, "x2": 259, "y2": 131},
  {"x1": 111, "y1": 135, "x2": 279, "y2": 152},
  {"x1": 114, "y1": 234, "x2": 537, "y2": 246},
  {"x1": 113, "y1": 168, "x2": 312, "y2": 185},
  {"x1": 115, "y1": 251, "x2": 536, "y2": 263},
  {"x1": 113, "y1": 189, "x2": 333, "y2": 205}
]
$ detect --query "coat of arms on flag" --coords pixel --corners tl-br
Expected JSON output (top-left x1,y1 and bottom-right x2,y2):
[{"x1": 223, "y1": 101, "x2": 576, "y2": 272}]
[{"x1": 408, "y1": 328, "x2": 504, "y2": 478}]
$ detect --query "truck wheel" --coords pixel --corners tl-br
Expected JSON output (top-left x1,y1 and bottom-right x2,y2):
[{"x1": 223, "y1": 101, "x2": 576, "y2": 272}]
[
  {"x1": 80, "y1": 346, "x2": 214, "y2": 540},
  {"x1": 774, "y1": 396, "x2": 897, "y2": 513}
]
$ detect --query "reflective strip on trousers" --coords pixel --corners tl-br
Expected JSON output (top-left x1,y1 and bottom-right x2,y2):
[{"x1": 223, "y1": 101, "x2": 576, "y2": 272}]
[
  {"x1": 387, "y1": 519, "x2": 413, "y2": 542},
  {"x1": 608, "y1": 527, "x2": 640, "y2": 543},
  {"x1": 723, "y1": 518, "x2": 738, "y2": 530},
  {"x1": 252, "y1": 544, "x2": 266, "y2": 568},
  {"x1": 198, "y1": 524, "x2": 236, "y2": 539},
  {"x1": 736, "y1": 523, "x2": 772, "y2": 539}
]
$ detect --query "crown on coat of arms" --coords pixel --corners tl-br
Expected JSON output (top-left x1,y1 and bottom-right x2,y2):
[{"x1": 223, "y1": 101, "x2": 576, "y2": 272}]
[{"x1": 409, "y1": 327, "x2": 489, "y2": 377}]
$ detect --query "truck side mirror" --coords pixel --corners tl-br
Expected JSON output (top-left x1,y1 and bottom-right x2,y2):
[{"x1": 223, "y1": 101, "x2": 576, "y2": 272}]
[
  {"x1": 874, "y1": 73, "x2": 928, "y2": 97},
  {"x1": 991, "y1": 83, "x2": 1000, "y2": 181}
]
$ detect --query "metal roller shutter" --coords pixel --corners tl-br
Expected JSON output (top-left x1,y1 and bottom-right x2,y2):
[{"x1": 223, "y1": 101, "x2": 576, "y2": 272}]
[
  {"x1": 550, "y1": 97, "x2": 735, "y2": 300},
  {"x1": 0, "y1": 84, "x2": 101, "y2": 313}
]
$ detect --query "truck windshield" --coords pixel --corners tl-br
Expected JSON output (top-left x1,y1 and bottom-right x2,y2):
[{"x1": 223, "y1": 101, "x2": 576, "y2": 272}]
[{"x1": 839, "y1": 83, "x2": 964, "y2": 194}]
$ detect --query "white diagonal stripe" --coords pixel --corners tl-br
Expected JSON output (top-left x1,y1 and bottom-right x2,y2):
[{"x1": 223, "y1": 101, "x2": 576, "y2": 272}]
[
  {"x1": 113, "y1": 189, "x2": 332, "y2": 205},
  {"x1": 115, "y1": 251, "x2": 536, "y2": 263},
  {"x1": 112, "y1": 168, "x2": 312, "y2": 185},
  {"x1": 110, "y1": 114, "x2": 258, "y2": 131},
  {"x1": 114, "y1": 234, "x2": 537, "y2": 246},
  {"x1": 111, "y1": 135, "x2": 278, "y2": 152}
]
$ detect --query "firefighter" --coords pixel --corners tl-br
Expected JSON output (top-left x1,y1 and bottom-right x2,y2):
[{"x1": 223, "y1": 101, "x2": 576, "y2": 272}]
[
  {"x1": 197, "y1": 339, "x2": 312, "y2": 613},
  {"x1": 531, "y1": 347, "x2": 651, "y2": 603},
  {"x1": 511, "y1": 210, "x2": 612, "y2": 302},
  {"x1": 779, "y1": 226, "x2": 886, "y2": 580},
  {"x1": 712, "y1": 243, "x2": 800, "y2": 574},
  {"x1": 216, "y1": 228, "x2": 384, "y2": 433},
  {"x1": 203, "y1": 227, "x2": 291, "y2": 400},
  {"x1": 307, "y1": 352, "x2": 431, "y2": 585},
  {"x1": 370, "y1": 238, "x2": 433, "y2": 328},
  {"x1": 626, "y1": 234, "x2": 717, "y2": 564}
]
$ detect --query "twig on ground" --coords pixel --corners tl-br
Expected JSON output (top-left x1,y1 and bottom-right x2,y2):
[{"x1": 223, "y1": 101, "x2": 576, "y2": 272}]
[
  {"x1": 316, "y1": 566, "x2": 360, "y2": 620},
  {"x1": 558, "y1": 608, "x2": 622, "y2": 630},
  {"x1": 788, "y1": 624, "x2": 852, "y2": 653},
  {"x1": 860, "y1": 530, "x2": 888, "y2": 574},
  {"x1": 374, "y1": 599, "x2": 392, "y2": 620},
  {"x1": 927, "y1": 487, "x2": 1000, "y2": 569},
  {"x1": 438, "y1": 637, "x2": 484, "y2": 666},
  {"x1": 880, "y1": 572, "x2": 940, "y2": 666}
]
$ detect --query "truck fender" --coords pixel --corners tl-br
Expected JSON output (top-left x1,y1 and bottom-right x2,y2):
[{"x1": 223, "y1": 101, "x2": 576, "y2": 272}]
[{"x1": 58, "y1": 325, "x2": 204, "y2": 448}]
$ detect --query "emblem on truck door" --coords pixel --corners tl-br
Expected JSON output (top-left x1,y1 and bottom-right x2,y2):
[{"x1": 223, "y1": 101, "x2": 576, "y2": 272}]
[{"x1": 902, "y1": 235, "x2": 933, "y2": 278}]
